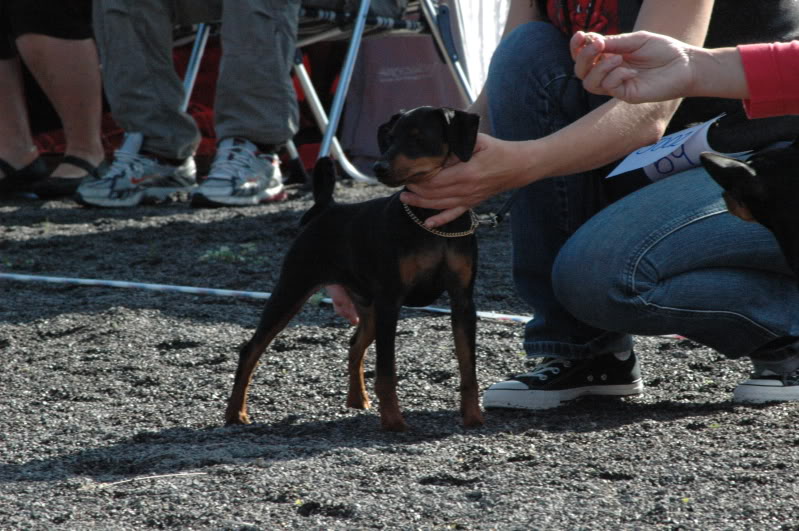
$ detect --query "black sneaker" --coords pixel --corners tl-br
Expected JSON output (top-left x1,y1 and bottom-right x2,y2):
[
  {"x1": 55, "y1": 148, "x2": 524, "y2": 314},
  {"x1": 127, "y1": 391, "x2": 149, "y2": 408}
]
[
  {"x1": 733, "y1": 368, "x2": 799, "y2": 404},
  {"x1": 482, "y1": 351, "x2": 644, "y2": 410}
]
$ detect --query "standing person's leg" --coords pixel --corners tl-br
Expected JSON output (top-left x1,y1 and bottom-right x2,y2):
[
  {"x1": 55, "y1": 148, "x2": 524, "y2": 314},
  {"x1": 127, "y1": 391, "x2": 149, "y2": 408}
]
[
  {"x1": 17, "y1": 36, "x2": 103, "y2": 172},
  {"x1": 554, "y1": 167, "x2": 799, "y2": 403},
  {"x1": 77, "y1": 0, "x2": 199, "y2": 207},
  {"x1": 191, "y1": 0, "x2": 300, "y2": 208},
  {"x1": 0, "y1": 58, "x2": 43, "y2": 177},
  {"x1": 0, "y1": 7, "x2": 48, "y2": 193},
  {"x1": 11, "y1": 0, "x2": 104, "y2": 193},
  {"x1": 215, "y1": 0, "x2": 299, "y2": 147},
  {"x1": 482, "y1": 22, "x2": 638, "y2": 410},
  {"x1": 94, "y1": 0, "x2": 198, "y2": 159}
]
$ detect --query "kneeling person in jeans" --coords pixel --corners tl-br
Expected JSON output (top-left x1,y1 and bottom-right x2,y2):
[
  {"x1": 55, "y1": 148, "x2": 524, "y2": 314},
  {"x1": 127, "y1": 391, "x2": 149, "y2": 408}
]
[
  {"x1": 80, "y1": 0, "x2": 299, "y2": 208},
  {"x1": 390, "y1": 0, "x2": 799, "y2": 410}
]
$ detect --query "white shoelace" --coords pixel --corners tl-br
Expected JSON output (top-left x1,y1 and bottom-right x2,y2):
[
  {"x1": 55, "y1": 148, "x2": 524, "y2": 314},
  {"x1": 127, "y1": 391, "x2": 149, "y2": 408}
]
[
  {"x1": 209, "y1": 145, "x2": 259, "y2": 181},
  {"x1": 104, "y1": 150, "x2": 147, "y2": 181},
  {"x1": 526, "y1": 359, "x2": 572, "y2": 380}
]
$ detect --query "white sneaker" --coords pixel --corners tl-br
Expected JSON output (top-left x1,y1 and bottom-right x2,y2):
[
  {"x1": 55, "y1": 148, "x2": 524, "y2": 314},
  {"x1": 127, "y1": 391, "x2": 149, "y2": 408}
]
[
  {"x1": 733, "y1": 368, "x2": 799, "y2": 404},
  {"x1": 191, "y1": 137, "x2": 286, "y2": 207},
  {"x1": 76, "y1": 133, "x2": 196, "y2": 208}
]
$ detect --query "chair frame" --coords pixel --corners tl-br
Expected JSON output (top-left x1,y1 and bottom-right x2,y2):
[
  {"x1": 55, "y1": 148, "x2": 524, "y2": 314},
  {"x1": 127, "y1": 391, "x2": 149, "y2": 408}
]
[{"x1": 181, "y1": 0, "x2": 474, "y2": 182}]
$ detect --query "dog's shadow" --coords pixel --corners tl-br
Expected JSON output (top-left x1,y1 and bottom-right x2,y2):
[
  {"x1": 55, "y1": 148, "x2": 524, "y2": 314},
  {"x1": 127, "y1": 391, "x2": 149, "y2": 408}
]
[{"x1": 0, "y1": 398, "x2": 768, "y2": 485}]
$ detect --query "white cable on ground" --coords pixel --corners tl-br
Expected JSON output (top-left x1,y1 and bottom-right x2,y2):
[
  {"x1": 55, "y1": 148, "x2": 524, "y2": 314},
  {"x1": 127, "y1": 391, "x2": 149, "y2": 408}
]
[{"x1": 0, "y1": 272, "x2": 533, "y2": 324}]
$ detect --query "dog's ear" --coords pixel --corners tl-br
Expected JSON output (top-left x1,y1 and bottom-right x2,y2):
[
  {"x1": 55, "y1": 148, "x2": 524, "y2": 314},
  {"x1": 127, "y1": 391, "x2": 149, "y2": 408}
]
[
  {"x1": 377, "y1": 112, "x2": 403, "y2": 154},
  {"x1": 700, "y1": 151, "x2": 764, "y2": 223},
  {"x1": 701, "y1": 152, "x2": 764, "y2": 198},
  {"x1": 441, "y1": 108, "x2": 480, "y2": 162}
]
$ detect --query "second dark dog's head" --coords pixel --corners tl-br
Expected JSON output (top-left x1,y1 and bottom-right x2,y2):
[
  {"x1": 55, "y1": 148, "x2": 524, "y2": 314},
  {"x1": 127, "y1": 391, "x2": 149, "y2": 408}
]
[
  {"x1": 701, "y1": 140, "x2": 799, "y2": 280},
  {"x1": 373, "y1": 106, "x2": 480, "y2": 187}
]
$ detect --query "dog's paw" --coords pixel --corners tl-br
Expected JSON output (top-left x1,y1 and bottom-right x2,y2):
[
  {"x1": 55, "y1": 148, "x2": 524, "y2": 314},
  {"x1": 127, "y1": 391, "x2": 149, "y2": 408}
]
[
  {"x1": 224, "y1": 411, "x2": 252, "y2": 426},
  {"x1": 380, "y1": 415, "x2": 409, "y2": 432},
  {"x1": 346, "y1": 393, "x2": 371, "y2": 410},
  {"x1": 462, "y1": 412, "x2": 485, "y2": 429}
]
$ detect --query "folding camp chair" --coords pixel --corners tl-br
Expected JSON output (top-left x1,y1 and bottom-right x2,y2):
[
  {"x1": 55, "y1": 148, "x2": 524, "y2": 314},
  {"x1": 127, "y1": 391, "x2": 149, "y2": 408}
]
[{"x1": 181, "y1": 0, "x2": 474, "y2": 182}]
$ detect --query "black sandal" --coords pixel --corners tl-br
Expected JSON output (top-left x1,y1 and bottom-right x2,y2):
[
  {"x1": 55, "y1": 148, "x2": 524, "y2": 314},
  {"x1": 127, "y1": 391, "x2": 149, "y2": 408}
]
[
  {"x1": 0, "y1": 157, "x2": 50, "y2": 196},
  {"x1": 33, "y1": 155, "x2": 103, "y2": 199}
]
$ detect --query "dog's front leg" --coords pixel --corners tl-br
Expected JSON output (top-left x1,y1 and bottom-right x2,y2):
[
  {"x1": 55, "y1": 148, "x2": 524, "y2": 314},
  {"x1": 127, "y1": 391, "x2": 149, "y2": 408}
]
[
  {"x1": 447, "y1": 259, "x2": 483, "y2": 428},
  {"x1": 373, "y1": 301, "x2": 407, "y2": 432},
  {"x1": 450, "y1": 301, "x2": 483, "y2": 428}
]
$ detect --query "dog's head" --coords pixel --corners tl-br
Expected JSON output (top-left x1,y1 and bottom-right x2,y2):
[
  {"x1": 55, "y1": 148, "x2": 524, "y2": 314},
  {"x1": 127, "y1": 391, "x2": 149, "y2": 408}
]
[
  {"x1": 701, "y1": 140, "x2": 799, "y2": 278},
  {"x1": 373, "y1": 106, "x2": 480, "y2": 187}
]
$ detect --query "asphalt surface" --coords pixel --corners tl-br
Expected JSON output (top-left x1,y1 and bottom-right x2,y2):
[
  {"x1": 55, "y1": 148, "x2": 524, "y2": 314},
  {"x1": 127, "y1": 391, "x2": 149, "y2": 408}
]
[{"x1": 1, "y1": 180, "x2": 798, "y2": 530}]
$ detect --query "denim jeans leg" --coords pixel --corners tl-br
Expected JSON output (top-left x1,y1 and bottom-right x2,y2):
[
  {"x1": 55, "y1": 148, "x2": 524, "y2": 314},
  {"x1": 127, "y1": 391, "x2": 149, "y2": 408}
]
[
  {"x1": 554, "y1": 167, "x2": 799, "y2": 360},
  {"x1": 485, "y1": 21, "x2": 632, "y2": 359}
]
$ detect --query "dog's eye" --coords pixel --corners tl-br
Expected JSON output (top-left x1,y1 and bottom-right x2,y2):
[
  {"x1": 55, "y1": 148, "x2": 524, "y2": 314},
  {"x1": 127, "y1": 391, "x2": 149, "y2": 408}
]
[{"x1": 409, "y1": 132, "x2": 428, "y2": 146}]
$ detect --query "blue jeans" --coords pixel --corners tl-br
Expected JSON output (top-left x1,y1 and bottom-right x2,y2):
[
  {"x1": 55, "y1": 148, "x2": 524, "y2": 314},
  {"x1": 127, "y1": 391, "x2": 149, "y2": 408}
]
[
  {"x1": 486, "y1": 21, "x2": 630, "y2": 358},
  {"x1": 554, "y1": 167, "x2": 799, "y2": 361},
  {"x1": 486, "y1": 21, "x2": 798, "y2": 362}
]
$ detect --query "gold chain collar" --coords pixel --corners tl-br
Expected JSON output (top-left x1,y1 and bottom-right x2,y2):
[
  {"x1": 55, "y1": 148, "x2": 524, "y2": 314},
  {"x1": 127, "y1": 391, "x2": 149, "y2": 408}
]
[
  {"x1": 402, "y1": 202, "x2": 478, "y2": 238},
  {"x1": 399, "y1": 158, "x2": 478, "y2": 237}
]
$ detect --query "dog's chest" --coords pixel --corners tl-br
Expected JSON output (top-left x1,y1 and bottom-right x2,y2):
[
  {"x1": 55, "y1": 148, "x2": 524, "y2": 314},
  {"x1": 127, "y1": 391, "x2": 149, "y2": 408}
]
[{"x1": 397, "y1": 245, "x2": 473, "y2": 306}]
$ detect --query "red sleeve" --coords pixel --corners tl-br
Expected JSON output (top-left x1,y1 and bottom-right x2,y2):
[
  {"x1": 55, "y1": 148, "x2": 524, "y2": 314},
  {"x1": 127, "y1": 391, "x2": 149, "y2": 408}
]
[{"x1": 738, "y1": 41, "x2": 799, "y2": 118}]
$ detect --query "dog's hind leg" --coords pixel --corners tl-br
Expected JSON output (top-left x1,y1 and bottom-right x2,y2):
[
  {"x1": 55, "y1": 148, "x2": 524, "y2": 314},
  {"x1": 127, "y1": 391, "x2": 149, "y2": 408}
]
[
  {"x1": 347, "y1": 303, "x2": 376, "y2": 410},
  {"x1": 224, "y1": 273, "x2": 321, "y2": 426}
]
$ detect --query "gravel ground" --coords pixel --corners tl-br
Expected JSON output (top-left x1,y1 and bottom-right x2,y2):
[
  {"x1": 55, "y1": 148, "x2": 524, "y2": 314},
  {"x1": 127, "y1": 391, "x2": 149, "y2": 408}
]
[{"x1": 1, "y1": 179, "x2": 798, "y2": 530}]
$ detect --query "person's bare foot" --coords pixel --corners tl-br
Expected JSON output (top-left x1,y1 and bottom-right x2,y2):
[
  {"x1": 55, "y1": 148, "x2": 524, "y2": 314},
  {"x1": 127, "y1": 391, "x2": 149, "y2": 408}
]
[
  {"x1": 326, "y1": 284, "x2": 359, "y2": 325},
  {"x1": 50, "y1": 151, "x2": 104, "y2": 178},
  {"x1": 0, "y1": 146, "x2": 39, "y2": 179}
]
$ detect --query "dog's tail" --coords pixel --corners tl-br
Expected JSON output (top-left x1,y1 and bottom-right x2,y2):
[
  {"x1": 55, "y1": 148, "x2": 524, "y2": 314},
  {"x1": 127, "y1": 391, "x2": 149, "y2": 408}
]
[{"x1": 300, "y1": 157, "x2": 337, "y2": 226}]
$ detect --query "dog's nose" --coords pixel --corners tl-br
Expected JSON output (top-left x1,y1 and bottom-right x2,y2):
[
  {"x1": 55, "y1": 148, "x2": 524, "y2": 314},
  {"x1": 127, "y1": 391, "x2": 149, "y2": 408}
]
[{"x1": 373, "y1": 160, "x2": 390, "y2": 178}]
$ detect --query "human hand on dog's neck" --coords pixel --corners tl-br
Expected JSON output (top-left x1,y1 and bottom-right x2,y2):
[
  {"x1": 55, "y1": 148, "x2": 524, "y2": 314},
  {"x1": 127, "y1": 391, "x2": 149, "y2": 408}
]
[
  {"x1": 400, "y1": 94, "x2": 677, "y2": 230},
  {"x1": 410, "y1": 153, "x2": 463, "y2": 183},
  {"x1": 401, "y1": 133, "x2": 534, "y2": 228}
]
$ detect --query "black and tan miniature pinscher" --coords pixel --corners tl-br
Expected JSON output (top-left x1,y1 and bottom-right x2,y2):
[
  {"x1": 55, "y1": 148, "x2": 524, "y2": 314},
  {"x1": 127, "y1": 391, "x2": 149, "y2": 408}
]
[
  {"x1": 225, "y1": 106, "x2": 483, "y2": 432},
  {"x1": 701, "y1": 140, "x2": 799, "y2": 281}
]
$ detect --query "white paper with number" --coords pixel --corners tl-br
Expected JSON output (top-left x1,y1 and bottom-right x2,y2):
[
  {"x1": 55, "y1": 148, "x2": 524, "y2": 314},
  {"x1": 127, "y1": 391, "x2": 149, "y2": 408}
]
[{"x1": 607, "y1": 115, "x2": 737, "y2": 180}]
